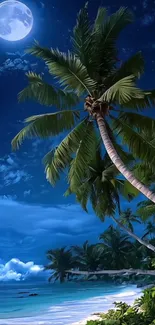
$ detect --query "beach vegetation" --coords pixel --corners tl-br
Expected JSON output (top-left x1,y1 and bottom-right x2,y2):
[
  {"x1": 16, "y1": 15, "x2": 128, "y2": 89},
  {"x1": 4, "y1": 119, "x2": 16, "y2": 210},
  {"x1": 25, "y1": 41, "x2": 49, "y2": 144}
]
[
  {"x1": 44, "y1": 247, "x2": 76, "y2": 283},
  {"x1": 45, "y1": 226, "x2": 155, "y2": 283},
  {"x1": 86, "y1": 287, "x2": 155, "y2": 325}
]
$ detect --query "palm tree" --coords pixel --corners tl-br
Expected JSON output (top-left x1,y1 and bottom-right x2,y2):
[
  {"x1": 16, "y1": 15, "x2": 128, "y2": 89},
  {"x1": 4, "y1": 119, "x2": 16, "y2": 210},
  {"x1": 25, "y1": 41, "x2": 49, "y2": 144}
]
[
  {"x1": 142, "y1": 221, "x2": 155, "y2": 240},
  {"x1": 66, "y1": 149, "x2": 138, "y2": 216},
  {"x1": 73, "y1": 240, "x2": 102, "y2": 271},
  {"x1": 44, "y1": 247, "x2": 75, "y2": 283},
  {"x1": 11, "y1": 5, "x2": 155, "y2": 202},
  {"x1": 68, "y1": 150, "x2": 155, "y2": 252},
  {"x1": 120, "y1": 208, "x2": 141, "y2": 232},
  {"x1": 99, "y1": 226, "x2": 133, "y2": 269}
]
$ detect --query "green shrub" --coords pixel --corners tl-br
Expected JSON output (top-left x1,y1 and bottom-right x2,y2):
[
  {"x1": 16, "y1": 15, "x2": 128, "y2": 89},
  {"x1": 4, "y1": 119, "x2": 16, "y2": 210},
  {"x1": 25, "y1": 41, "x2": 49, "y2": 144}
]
[
  {"x1": 135, "y1": 287, "x2": 155, "y2": 317},
  {"x1": 87, "y1": 320, "x2": 120, "y2": 325}
]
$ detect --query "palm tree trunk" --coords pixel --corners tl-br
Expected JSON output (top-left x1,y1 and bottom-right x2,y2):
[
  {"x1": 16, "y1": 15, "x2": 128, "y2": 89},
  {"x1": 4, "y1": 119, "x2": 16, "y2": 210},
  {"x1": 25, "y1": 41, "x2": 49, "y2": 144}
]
[
  {"x1": 111, "y1": 215, "x2": 155, "y2": 253},
  {"x1": 96, "y1": 114, "x2": 155, "y2": 203},
  {"x1": 67, "y1": 269, "x2": 155, "y2": 276}
]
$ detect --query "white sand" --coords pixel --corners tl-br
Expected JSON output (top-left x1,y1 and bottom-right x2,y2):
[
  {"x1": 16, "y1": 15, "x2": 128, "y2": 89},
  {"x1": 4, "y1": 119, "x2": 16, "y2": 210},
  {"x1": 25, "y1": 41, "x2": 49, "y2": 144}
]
[
  {"x1": 72, "y1": 315, "x2": 102, "y2": 325},
  {"x1": 71, "y1": 287, "x2": 143, "y2": 325}
]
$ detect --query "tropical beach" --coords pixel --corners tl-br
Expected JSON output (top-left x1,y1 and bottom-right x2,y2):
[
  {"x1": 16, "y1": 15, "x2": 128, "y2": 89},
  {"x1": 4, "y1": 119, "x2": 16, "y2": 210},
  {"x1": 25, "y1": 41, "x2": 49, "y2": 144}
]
[
  {"x1": 0, "y1": 282, "x2": 144, "y2": 324},
  {"x1": 1, "y1": 0, "x2": 155, "y2": 324}
]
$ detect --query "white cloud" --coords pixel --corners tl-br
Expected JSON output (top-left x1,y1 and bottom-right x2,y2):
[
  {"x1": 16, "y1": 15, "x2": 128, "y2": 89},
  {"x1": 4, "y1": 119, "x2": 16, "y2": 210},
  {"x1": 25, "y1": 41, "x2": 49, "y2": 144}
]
[
  {"x1": 0, "y1": 52, "x2": 38, "y2": 75},
  {"x1": 0, "y1": 154, "x2": 31, "y2": 186},
  {"x1": 24, "y1": 189, "x2": 31, "y2": 197},
  {"x1": 4, "y1": 170, "x2": 31, "y2": 186},
  {"x1": 0, "y1": 258, "x2": 44, "y2": 281},
  {"x1": 6, "y1": 156, "x2": 17, "y2": 166},
  {"x1": 0, "y1": 164, "x2": 8, "y2": 172}
]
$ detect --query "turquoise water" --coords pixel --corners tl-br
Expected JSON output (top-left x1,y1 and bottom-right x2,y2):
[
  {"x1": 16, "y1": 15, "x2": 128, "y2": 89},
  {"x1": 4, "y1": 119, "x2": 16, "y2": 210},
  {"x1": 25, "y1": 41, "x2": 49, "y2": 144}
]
[{"x1": 0, "y1": 282, "x2": 142, "y2": 324}]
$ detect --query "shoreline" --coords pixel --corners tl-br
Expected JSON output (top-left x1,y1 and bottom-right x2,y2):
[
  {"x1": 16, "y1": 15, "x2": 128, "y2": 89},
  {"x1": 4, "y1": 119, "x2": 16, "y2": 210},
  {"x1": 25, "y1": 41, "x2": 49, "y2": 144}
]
[
  {"x1": 72, "y1": 286, "x2": 144, "y2": 325},
  {"x1": 0, "y1": 285, "x2": 146, "y2": 325}
]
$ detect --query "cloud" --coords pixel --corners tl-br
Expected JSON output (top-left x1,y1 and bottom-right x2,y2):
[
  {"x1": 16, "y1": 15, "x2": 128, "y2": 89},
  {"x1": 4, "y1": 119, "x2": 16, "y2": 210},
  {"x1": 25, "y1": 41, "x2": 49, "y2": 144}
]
[
  {"x1": 24, "y1": 189, "x2": 31, "y2": 197},
  {"x1": 0, "y1": 154, "x2": 31, "y2": 186},
  {"x1": 0, "y1": 258, "x2": 45, "y2": 281},
  {"x1": 0, "y1": 52, "x2": 38, "y2": 75},
  {"x1": 0, "y1": 197, "x2": 101, "y2": 236},
  {"x1": 4, "y1": 170, "x2": 31, "y2": 186},
  {"x1": 0, "y1": 196, "x2": 106, "y2": 262},
  {"x1": 0, "y1": 196, "x2": 142, "y2": 264}
]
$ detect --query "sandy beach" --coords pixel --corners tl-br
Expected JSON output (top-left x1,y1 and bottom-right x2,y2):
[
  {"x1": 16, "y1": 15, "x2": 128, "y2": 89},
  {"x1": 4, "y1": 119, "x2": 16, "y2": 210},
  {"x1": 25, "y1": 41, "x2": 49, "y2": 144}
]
[{"x1": 72, "y1": 287, "x2": 143, "y2": 325}]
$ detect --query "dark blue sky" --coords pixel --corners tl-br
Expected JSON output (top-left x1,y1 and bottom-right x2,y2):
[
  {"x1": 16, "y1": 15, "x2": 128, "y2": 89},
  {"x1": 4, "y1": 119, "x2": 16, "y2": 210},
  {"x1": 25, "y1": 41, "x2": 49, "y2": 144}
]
[{"x1": 0, "y1": 0, "x2": 155, "y2": 269}]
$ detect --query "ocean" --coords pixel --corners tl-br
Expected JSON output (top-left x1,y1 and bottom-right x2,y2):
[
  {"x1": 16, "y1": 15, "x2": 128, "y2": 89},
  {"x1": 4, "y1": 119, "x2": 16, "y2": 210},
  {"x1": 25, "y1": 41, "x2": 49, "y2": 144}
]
[{"x1": 0, "y1": 282, "x2": 142, "y2": 325}]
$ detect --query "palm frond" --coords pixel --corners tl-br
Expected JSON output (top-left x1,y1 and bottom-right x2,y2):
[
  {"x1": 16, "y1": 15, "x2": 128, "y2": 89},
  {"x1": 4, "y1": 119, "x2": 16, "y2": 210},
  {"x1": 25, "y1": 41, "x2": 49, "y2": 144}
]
[
  {"x1": 43, "y1": 119, "x2": 89, "y2": 185},
  {"x1": 133, "y1": 162, "x2": 155, "y2": 185},
  {"x1": 71, "y1": 2, "x2": 92, "y2": 70},
  {"x1": 102, "y1": 7, "x2": 133, "y2": 41},
  {"x1": 90, "y1": 7, "x2": 133, "y2": 80},
  {"x1": 91, "y1": 178, "x2": 119, "y2": 219},
  {"x1": 18, "y1": 72, "x2": 80, "y2": 109},
  {"x1": 111, "y1": 115, "x2": 155, "y2": 163},
  {"x1": 116, "y1": 112, "x2": 155, "y2": 133},
  {"x1": 122, "y1": 89, "x2": 155, "y2": 111},
  {"x1": 74, "y1": 181, "x2": 92, "y2": 212},
  {"x1": 94, "y1": 194, "x2": 117, "y2": 220},
  {"x1": 68, "y1": 122, "x2": 98, "y2": 191},
  {"x1": 105, "y1": 52, "x2": 144, "y2": 87},
  {"x1": 99, "y1": 75, "x2": 144, "y2": 104},
  {"x1": 117, "y1": 51, "x2": 144, "y2": 78},
  {"x1": 116, "y1": 179, "x2": 139, "y2": 200},
  {"x1": 137, "y1": 201, "x2": 155, "y2": 221},
  {"x1": 11, "y1": 110, "x2": 79, "y2": 150},
  {"x1": 27, "y1": 43, "x2": 97, "y2": 96},
  {"x1": 93, "y1": 7, "x2": 107, "y2": 32}
]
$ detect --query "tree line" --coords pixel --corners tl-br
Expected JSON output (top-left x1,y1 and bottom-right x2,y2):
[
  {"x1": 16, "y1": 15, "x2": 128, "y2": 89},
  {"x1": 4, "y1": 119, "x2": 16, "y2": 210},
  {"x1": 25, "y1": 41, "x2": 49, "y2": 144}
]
[{"x1": 44, "y1": 216, "x2": 155, "y2": 283}]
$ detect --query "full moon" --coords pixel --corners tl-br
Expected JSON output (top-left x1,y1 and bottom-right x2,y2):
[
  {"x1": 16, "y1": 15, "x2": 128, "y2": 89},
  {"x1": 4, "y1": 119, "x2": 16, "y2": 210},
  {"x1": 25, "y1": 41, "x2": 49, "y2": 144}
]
[{"x1": 0, "y1": 0, "x2": 33, "y2": 41}]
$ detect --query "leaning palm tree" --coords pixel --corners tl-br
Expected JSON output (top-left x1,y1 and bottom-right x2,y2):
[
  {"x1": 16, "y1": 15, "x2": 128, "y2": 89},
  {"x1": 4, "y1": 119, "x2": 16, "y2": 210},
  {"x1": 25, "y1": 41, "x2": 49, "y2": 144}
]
[
  {"x1": 11, "y1": 5, "x2": 155, "y2": 202},
  {"x1": 44, "y1": 247, "x2": 75, "y2": 283}
]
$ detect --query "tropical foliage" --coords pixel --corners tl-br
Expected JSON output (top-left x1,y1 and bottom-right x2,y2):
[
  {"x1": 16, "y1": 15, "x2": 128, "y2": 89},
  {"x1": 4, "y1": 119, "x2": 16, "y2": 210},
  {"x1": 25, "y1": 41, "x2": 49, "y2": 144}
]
[
  {"x1": 137, "y1": 200, "x2": 155, "y2": 222},
  {"x1": 11, "y1": 4, "x2": 155, "y2": 202},
  {"x1": 86, "y1": 287, "x2": 155, "y2": 325},
  {"x1": 99, "y1": 226, "x2": 134, "y2": 269},
  {"x1": 72, "y1": 241, "x2": 102, "y2": 271},
  {"x1": 142, "y1": 222, "x2": 155, "y2": 240},
  {"x1": 65, "y1": 151, "x2": 155, "y2": 253},
  {"x1": 44, "y1": 247, "x2": 76, "y2": 283},
  {"x1": 119, "y1": 208, "x2": 141, "y2": 232},
  {"x1": 45, "y1": 225, "x2": 155, "y2": 283}
]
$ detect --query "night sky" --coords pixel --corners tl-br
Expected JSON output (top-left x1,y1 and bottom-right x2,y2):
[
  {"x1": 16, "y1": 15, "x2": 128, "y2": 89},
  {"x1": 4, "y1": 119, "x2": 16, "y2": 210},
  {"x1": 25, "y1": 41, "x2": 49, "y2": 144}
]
[{"x1": 0, "y1": 0, "x2": 155, "y2": 275}]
